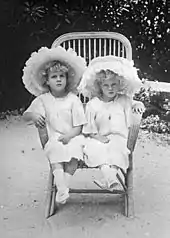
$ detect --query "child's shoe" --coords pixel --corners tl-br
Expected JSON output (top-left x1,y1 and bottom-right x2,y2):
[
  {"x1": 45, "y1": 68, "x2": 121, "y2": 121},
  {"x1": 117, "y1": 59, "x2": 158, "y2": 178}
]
[
  {"x1": 94, "y1": 179, "x2": 109, "y2": 190},
  {"x1": 109, "y1": 181, "x2": 123, "y2": 191},
  {"x1": 55, "y1": 188, "x2": 69, "y2": 204},
  {"x1": 94, "y1": 179, "x2": 122, "y2": 192}
]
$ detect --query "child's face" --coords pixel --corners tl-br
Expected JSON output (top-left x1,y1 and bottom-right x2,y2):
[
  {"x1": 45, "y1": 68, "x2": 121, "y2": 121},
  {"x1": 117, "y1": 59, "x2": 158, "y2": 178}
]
[
  {"x1": 100, "y1": 77, "x2": 120, "y2": 99},
  {"x1": 47, "y1": 71, "x2": 67, "y2": 93}
]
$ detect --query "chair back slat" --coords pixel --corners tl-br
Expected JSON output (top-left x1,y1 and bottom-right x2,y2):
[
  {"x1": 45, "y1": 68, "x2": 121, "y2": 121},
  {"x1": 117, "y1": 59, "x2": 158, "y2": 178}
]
[
  {"x1": 113, "y1": 39, "x2": 116, "y2": 56},
  {"x1": 88, "y1": 40, "x2": 91, "y2": 61},
  {"x1": 73, "y1": 39, "x2": 76, "y2": 51},
  {"x1": 104, "y1": 39, "x2": 106, "y2": 56},
  {"x1": 77, "y1": 39, "x2": 80, "y2": 55},
  {"x1": 99, "y1": 38, "x2": 102, "y2": 56},
  {"x1": 83, "y1": 39, "x2": 86, "y2": 59},
  {"x1": 118, "y1": 41, "x2": 121, "y2": 57},
  {"x1": 122, "y1": 46, "x2": 125, "y2": 58},
  {"x1": 52, "y1": 32, "x2": 132, "y2": 64},
  {"x1": 109, "y1": 39, "x2": 112, "y2": 55},
  {"x1": 94, "y1": 39, "x2": 96, "y2": 58},
  {"x1": 63, "y1": 41, "x2": 66, "y2": 49},
  {"x1": 68, "y1": 40, "x2": 71, "y2": 48}
]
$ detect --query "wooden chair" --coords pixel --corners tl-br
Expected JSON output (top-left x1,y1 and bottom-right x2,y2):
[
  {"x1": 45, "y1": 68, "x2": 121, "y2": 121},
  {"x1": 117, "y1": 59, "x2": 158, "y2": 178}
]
[{"x1": 38, "y1": 32, "x2": 143, "y2": 219}]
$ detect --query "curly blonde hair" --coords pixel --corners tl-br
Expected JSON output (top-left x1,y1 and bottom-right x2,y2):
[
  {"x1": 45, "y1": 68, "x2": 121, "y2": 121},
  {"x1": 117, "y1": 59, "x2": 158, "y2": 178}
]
[
  {"x1": 90, "y1": 69, "x2": 127, "y2": 98},
  {"x1": 44, "y1": 60, "x2": 69, "y2": 76}
]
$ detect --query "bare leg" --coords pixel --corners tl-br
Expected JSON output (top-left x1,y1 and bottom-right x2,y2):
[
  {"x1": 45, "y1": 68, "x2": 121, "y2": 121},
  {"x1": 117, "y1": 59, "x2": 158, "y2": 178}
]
[
  {"x1": 64, "y1": 158, "x2": 78, "y2": 175},
  {"x1": 64, "y1": 158, "x2": 78, "y2": 187}
]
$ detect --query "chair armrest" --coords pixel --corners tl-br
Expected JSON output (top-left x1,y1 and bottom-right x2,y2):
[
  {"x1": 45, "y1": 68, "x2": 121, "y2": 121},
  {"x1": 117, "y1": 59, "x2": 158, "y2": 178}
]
[
  {"x1": 38, "y1": 126, "x2": 49, "y2": 149},
  {"x1": 127, "y1": 101, "x2": 144, "y2": 152}
]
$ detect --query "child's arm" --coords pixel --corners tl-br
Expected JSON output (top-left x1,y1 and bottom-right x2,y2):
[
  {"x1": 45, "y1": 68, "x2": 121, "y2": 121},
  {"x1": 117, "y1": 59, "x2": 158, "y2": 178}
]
[
  {"x1": 23, "y1": 96, "x2": 46, "y2": 128},
  {"x1": 67, "y1": 126, "x2": 82, "y2": 139},
  {"x1": 132, "y1": 99, "x2": 145, "y2": 114},
  {"x1": 58, "y1": 126, "x2": 82, "y2": 144},
  {"x1": 89, "y1": 133, "x2": 109, "y2": 143},
  {"x1": 23, "y1": 111, "x2": 46, "y2": 128}
]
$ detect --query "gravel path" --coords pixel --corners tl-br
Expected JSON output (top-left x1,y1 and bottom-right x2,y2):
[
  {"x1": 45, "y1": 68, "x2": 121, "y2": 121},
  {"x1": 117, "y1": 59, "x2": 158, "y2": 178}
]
[{"x1": 0, "y1": 116, "x2": 170, "y2": 238}]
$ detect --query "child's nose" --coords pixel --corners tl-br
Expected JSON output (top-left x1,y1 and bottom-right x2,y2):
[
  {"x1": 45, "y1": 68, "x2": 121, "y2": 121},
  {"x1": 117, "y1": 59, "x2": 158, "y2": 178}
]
[{"x1": 56, "y1": 76, "x2": 61, "y2": 81}]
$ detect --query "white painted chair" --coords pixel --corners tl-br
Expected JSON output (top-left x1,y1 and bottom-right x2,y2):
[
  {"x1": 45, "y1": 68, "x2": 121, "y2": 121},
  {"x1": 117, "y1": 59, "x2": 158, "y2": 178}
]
[{"x1": 38, "y1": 32, "x2": 143, "y2": 218}]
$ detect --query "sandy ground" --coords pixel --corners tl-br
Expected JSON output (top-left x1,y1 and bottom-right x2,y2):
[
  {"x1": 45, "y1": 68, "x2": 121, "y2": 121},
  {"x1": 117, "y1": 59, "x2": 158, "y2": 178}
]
[{"x1": 0, "y1": 116, "x2": 170, "y2": 238}]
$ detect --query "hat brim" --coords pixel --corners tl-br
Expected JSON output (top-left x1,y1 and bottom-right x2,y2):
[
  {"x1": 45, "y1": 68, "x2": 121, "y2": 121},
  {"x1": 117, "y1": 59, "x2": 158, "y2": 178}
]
[
  {"x1": 22, "y1": 47, "x2": 87, "y2": 96},
  {"x1": 78, "y1": 56, "x2": 142, "y2": 97}
]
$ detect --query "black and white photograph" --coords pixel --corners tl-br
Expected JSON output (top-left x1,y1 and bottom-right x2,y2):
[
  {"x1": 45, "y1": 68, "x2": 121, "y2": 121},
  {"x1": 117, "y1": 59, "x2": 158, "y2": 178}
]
[{"x1": 0, "y1": 1, "x2": 170, "y2": 237}]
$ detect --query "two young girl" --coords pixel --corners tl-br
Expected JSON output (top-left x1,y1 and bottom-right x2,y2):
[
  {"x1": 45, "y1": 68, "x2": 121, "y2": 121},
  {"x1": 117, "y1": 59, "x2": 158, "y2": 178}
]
[{"x1": 22, "y1": 46, "x2": 142, "y2": 204}]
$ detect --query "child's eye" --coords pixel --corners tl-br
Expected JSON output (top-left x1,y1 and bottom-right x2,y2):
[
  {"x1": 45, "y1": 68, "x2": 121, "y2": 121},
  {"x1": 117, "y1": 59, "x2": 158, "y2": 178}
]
[{"x1": 60, "y1": 74, "x2": 65, "y2": 78}]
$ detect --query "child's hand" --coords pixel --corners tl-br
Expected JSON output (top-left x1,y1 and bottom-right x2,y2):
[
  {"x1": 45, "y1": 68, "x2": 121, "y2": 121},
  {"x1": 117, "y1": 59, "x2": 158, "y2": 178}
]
[
  {"x1": 58, "y1": 134, "x2": 71, "y2": 144},
  {"x1": 32, "y1": 114, "x2": 46, "y2": 128},
  {"x1": 97, "y1": 135, "x2": 110, "y2": 144},
  {"x1": 132, "y1": 101, "x2": 145, "y2": 114}
]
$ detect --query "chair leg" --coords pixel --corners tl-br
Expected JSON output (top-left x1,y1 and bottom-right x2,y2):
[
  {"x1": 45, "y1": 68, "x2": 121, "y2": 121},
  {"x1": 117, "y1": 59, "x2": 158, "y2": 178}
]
[
  {"x1": 50, "y1": 182, "x2": 57, "y2": 217},
  {"x1": 45, "y1": 169, "x2": 54, "y2": 219},
  {"x1": 124, "y1": 166, "x2": 134, "y2": 218}
]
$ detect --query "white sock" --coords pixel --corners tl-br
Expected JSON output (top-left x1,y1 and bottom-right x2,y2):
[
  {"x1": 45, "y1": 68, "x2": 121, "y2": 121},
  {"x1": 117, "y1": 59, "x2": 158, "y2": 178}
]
[
  {"x1": 53, "y1": 169, "x2": 67, "y2": 192},
  {"x1": 107, "y1": 167, "x2": 118, "y2": 186},
  {"x1": 100, "y1": 165, "x2": 118, "y2": 187}
]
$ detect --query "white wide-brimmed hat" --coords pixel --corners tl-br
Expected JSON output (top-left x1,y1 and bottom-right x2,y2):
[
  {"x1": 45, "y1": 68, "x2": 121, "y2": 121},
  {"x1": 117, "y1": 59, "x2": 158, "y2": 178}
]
[
  {"x1": 22, "y1": 46, "x2": 87, "y2": 96},
  {"x1": 78, "y1": 55, "x2": 142, "y2": 97}
]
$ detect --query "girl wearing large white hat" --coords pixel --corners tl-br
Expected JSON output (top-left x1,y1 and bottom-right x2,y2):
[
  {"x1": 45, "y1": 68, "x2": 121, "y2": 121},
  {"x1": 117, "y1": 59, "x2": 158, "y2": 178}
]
[
  {"x1": 78, "y1": 55, "x2": 143, "y2": 191},
  {"x1": 22, "y1": 46, "x2": 87, "y2": 204}
]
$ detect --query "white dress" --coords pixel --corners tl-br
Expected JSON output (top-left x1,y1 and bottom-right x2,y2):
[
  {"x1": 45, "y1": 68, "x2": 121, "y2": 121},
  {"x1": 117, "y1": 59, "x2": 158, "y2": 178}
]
[
  {"x1": 25, "y1": 92, "x2": 87, "y2": 163},
  {"x1": 82, "y1": 95, "x2": 132, "y2": 171}
]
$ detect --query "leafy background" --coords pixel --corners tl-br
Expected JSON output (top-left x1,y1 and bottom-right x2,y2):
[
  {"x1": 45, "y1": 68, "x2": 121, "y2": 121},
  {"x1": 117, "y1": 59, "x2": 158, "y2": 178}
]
[{"x1": 0, "y1": 0, "x2": 169, "y2": 113}]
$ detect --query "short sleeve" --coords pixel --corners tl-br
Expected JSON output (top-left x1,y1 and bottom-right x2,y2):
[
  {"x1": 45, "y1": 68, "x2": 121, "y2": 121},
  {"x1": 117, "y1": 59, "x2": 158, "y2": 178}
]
[
  {"x1": 71, "y1": 95, "x2": 87, "y2": 127},
  {"x1": 82, "y1": 99, "x2": 98, "y2": 134},
  {"x1": 24, "y1": 96, "x2": 45, "y2": 117}
]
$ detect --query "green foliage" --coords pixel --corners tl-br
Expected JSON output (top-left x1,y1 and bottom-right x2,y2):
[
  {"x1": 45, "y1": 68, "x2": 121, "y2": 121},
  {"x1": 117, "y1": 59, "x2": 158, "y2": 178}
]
[
  {"x1": 0, "y1": 108, "x2": 24, "y2": 120},
  {"x1": 21, "y1": 1, "x2": 47, "y2": 23},
  {"x1": 0, "y1": 0, "x2": 169, "y2": 111},
  {"x1": 141, "y1": 115, "x2": 170, "y2": 134},
  {"x1": 14, "y1": 0, "x2": 170, "y2": 82},
  {"x1": 134, "y1": 83, "x2": 170, "y2": 118},
  {"x1": 134, "y1": 83, "x2": 170, "y2": 134}
]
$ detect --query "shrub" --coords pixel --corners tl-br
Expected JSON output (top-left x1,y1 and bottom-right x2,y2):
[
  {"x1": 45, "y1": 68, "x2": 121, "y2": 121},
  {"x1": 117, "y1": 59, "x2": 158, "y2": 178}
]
[
  {"x1": 134, "y1": 80, "x2": 170, "y2": 134},
  {"x1": 140, "y1": 114, "x2": 170, "y2": 134},
  {"x1": 0, "y1": 108, "x2": 24, "y2": 120},
  {"x1": 134, "y1": 81, "x2": 170, "y2": 119}
]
